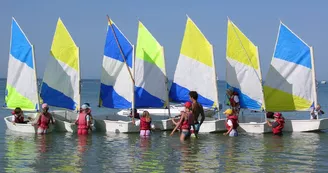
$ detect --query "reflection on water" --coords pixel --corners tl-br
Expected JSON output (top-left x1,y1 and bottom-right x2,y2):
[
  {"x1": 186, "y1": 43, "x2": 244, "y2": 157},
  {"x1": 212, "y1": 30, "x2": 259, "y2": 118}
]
[
  {"x1": 1, "y1": 130, "x2": 328, "y2": 172},
  {"x1": 4, "y1": 131, "x2": 38, "y2": 173}
]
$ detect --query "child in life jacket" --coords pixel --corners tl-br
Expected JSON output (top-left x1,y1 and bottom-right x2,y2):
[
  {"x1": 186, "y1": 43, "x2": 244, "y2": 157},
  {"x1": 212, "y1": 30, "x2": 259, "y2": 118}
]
[
  {"x1": 129, "y1": 108, "x2": 140, "y2": 119},
  {"x1": 226, "y1": 89, "x2": 240, "y2": 116},
  {"x1": 34, "y1": 103, "x2": 54, "y2": 134},
  {"x1": 82, "y1": 103, "x2": 95, "y2": 131},
  {"x1": 132, "y1": 111, "x2": 155, "y2": 137},
  {"x1": 75, "y1": 103, "x2": 92, "y2": 135},
  {"x1": 310, "y1": 104, "x2": 324, "y2": 120},
  {"x1": 170, "y1": 102, "x2": 194, "y2": 141},
  {"x1": 171, "y1": 102, "x2": 194, "y2": 133},
  {"x1": 11, "y1": 107, "x2": 25, "y2": 125},
  {"x1": 223, "y1": 109, "x2": 239, "y2": 137},
  {"x1": 266, "y1": 112, "x2": 285, "y2": 136}
]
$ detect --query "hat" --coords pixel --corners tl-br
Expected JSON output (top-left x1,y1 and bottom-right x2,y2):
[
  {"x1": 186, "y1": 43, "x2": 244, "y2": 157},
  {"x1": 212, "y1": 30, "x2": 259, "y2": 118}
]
[
  {"x1": 184, "y1": 101, "x2": 192, "y2": 108},
  {"x1": 42, "y1": 103, "x2": 48, "y2": 109},
  {"x1": 274, "y1": 112, "x2": 282, "y2": 118},
  {"x1": 81, "y1": 103, "x2": 91, "y2": 109},
  {"x1": 223, "y1": 109, "x2": 233, "y2": 115}
]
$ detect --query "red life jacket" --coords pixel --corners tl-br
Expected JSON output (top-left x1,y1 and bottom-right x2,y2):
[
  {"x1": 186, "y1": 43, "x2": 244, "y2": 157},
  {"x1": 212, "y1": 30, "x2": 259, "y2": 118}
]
[
  {"x1": 225, "y1": 115, "x2": 239, "y2": 130},
  {"x1": 272, "y1": 118, "x2": 285, "y2": 134},
  {"x1": 77, "y1": 112, "x2": 88, "y2": 129},
  {"x1": 181, "y1": 115, "x2": 190, "y2": 130},
  {"x1": 39, "y1": 113, "x2": 51, "y2": 129},
  {"x1": 229, "y1": 93, "x2": 239, "y2": 107},
  {"x1": 140, "y1": 117, "x2": 151, "y2": 130},
  {"x1": 14, "y1": 115, "x2": 24, "y2": 123}
]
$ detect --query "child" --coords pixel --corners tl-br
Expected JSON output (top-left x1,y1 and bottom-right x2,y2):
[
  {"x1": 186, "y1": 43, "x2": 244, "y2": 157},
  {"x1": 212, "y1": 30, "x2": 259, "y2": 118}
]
[
  {"x1": 132, "y1": 111, "x2": 155, "y2": 137},
  {"x1": 170, "y1": 102, "x2": 194, "y2": 141},
  {"x1": 11, "y1": 107, "x2": 25, "y2": 124},
  {"x1": 34, "y1": 103, "x2": 54, "y2": 134}
]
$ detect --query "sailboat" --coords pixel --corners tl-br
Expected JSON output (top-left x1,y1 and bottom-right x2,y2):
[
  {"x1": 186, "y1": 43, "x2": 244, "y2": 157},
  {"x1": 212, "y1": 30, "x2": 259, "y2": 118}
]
[
  {"x1": 263, "y1": 22, "x2": 328, "y2": 132},
  {"x1": 98, "y1": 18, "x2": 178, "y2": 132},
  {"x1": 40, "y1": 18, "x2": 82, "y2": 133},
  {"x1": 4, "y1": 17, "x2": 54, "y2": 133},
  {"x1": 169, "y1": 16, "x2": 224, "y2": 133},
  {"x1": 224, "y1": 19, "x2": 271, "y2": 133},
  {"x1": 96, "y1": 17, "x2": 138, "y2": 133}
]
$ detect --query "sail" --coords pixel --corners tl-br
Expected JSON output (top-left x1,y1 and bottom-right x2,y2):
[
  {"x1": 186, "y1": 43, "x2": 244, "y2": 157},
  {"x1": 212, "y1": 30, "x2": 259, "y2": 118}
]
[
  {"x1": 134, "y1": 21, "x2": 168, "y2": 108},
  {"x1": 40, "y1": 18, "x2": 80, "y2": 111},
  {"x1": 169, "y1": 17, "x2": 219, "y2": 108},
  {"x1": 263, "y1": 22, "x2": 314, "y2": 111},
  {"x1": 225, "y1": 19, "x2": 263, "y2": 110},
  {"x1": 5, "y1": 18, "x2": 39, "y2": 111},
  {"x1": 99, "y1": 19, "x2": 134, "y2": 109}
]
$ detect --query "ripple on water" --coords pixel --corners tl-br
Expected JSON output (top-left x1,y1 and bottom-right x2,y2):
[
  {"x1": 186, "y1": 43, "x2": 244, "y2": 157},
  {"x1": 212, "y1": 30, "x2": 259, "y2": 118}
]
[{"x1": 1, "y1": 130, "x2": 328, "y2": 172}]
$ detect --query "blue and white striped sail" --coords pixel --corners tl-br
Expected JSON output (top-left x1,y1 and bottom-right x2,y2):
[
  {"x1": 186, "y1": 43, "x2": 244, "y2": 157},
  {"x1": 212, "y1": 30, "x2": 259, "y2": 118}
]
[
  {"x1": 40, "y1": 18, "x2": 80, "y2": 111},
  {"x1": 5, "y1": 17, "x2": 39, "y2": 111},
  {"x1": 99, "y1": 19, "x2": 134, "y2": 109}
]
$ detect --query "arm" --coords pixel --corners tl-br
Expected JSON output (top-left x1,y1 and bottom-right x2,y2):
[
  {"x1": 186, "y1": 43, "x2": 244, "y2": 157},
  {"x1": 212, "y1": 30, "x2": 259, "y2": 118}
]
[
  {"x1": 33, "y1": 114, "x2": 41, "y2": 126},
  {"x1": 50, "y1": 114, "x2": 54, "y2": 124},
  {"x1": 132, "y1": 115, "x2": 135, "y2": 125},
  {"x1": 86, "y1": 115, "x2": 90, "y2": 127},
  {"x1": 171, "y1": 118, "x2": 178, "y2": 125},
  {"x1": 170, "y1": 114, "x2": 184, "y2": 136},
  {"x1": 266, "y1": 120, "x2": 272, "y2": 127},
  {"x1": 200, "y1": 105, "x2": 205, "y2": 125},
  {"x1": 224, "y1": 126, "x2": 233, "y2": 136}
]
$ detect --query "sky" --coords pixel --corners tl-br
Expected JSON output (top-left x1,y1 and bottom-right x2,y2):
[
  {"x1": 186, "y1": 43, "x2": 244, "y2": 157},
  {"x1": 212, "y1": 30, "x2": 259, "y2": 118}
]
[{"x1": 1, "y1": 0, "x2": 327, "y2": 80}]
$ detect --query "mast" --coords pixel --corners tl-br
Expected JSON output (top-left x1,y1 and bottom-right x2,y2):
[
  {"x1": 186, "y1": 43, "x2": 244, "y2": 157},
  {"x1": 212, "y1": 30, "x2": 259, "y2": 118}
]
[
  {"x1": 31, "y1": 45, "x2": 40, "y2": 111},
  {"x1": 77, "y1": 47, "x2": 81, "y2": 112},
  {"x1": 131, "y1": 45, "x2": 135, "y2": 119},
  {"x1": 162, "y1": 46, "x2": 171, "y2": 118},
  {"x1": 256, "y1": 46, "x2": 267, "y2": 121},
  {"x1": 211, "y1": 45, "x2": 220, "y2": 119},
  {"x1": 310, "y1": 46, "x2": 318, "y2": 118}
]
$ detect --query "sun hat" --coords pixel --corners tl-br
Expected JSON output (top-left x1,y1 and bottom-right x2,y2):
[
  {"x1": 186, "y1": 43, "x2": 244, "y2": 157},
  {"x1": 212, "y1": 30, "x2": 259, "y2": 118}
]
[
  {"x1": 81, "y1": 103, "x2": 91, "y2": 109},
  {"x1": 184, "y1": 101, "x2": 192, "y2": 108},
  {"x1": 42, "y1": 103, "x2": 48, "y2": 109},
  {"x1": 223, "y1": 109, "x2": 233, "y2": 115}
]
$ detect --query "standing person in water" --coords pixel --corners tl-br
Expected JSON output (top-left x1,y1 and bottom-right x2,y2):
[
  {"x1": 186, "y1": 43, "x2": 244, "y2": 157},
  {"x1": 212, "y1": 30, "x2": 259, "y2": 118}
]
[
  {"x1": 132, "y1": 111, "x2": 155, "y2": 137},
  {"x1": 82, "y1": 103, "x2": 95, "y2": 131},
  {"x1": 189, "y1": 91, "x2": 205, "y2": 138},
  {"x1": 266, "y1": 112, "x2": 285, "y2": 136},
  {"x1": 226, "y1": 89, "x2": 240, "y2": 116},
  {"x1": 223, "y1": 109, "x2": 239, "y2": 137},
  {"x1": 34, "y1": 103, "x2": 54, "y2": 134},
  {"x1": 310, "y1": 104, "x2": 324, "y2": 120},
  {"x1": 75, "y1": 103, "x2": 91, "y2": 135},
  {"x1": 170, "y1": 101, "x2": 194, "y2": 141}
]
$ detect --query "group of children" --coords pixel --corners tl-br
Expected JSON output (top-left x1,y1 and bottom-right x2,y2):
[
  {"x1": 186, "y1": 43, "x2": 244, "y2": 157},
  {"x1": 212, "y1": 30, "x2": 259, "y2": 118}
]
[
  {"x1": 11, "y1": 102, "x2": 94, "y2": 135},
  {"x1": 12, "y1": 89, "x2": 325, "y2": 138}
]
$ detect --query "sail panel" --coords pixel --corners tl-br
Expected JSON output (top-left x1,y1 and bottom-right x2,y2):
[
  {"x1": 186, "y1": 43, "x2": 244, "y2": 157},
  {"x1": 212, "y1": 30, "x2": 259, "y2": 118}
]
[
  {"x1": 5, "y1": 18, "x2": 39, "y2": 111},
  {"x1": 264, "y1": 23, "x2": 313, "y2": 111},
  {"x1": 225, "y1": 19, "x2": 263, "y2": 110}
]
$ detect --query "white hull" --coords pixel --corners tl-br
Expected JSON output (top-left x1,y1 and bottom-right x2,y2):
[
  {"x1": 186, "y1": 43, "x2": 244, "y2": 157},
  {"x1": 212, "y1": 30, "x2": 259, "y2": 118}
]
[
  {"x1": 283, "y1": 118, "x2": 328, "y2": 132},
  {"x1": 237, "y1": 118, "x2": 328, "y2": 133},
  {"x1": 95, "y1": 113, "x2": 178, "y2": 133},
  {"x1": 95, "y1": 106, "x2": 221, "y2": 133},
  {"x1": 4, "y1": 113, "x2": 54, "y2": 133},
  {"x1": 198, "y1": 119, "x2": 226, "y2": 133},
  {"x1": 117, "y1": 105, "x2": 217, "y2": 117},
  {"x1": 52, "y1": 110, "x2": 96, "y2": 133},
  {"x1": 52, "y1": 110, "x2": 78, "y2": 133}
]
